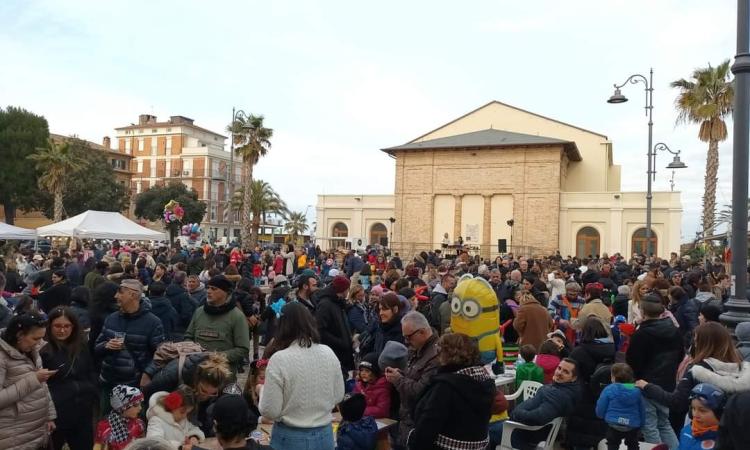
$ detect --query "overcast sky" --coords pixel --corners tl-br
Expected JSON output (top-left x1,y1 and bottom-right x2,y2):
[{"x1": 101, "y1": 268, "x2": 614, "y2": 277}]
[{"x1": 0, "y1": 0, "x2": 740, "y2": 243}]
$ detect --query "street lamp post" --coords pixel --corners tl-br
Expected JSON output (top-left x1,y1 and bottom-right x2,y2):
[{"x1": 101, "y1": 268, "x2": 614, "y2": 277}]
[
  {"x1": 608, "y1": 69, "x2": 656, "y2": 255},
  {"x1": 388, "y1": 217, "x2": 396, "y2": 252},
  {"x1": 721, "y1": 0, "x2": 750, "y2": 328}
]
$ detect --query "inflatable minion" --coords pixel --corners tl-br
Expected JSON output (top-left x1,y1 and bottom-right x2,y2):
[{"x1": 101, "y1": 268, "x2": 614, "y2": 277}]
[{"x1": 450, "y1": 274, "x2": 504, "y2": 369}]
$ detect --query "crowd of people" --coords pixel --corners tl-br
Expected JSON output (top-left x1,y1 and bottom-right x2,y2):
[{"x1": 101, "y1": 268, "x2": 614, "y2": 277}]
[{"x1": 0, "y1": 240, "x2": 749, "y2": 450}]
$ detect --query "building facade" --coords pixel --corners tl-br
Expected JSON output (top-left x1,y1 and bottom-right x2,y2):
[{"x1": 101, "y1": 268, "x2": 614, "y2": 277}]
[
  {"x1": 114, "y1": 115, "x2": 243, "y2": 240},
  {"x1": 316, "y1": 101, "x2": 682, "y2": 258},
  {"x1": 315, "y1": 195, "x2": 394, "y2": 249}
]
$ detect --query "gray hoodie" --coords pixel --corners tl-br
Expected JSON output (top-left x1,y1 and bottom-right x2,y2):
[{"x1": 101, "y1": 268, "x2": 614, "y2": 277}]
[{"x1": 694, "y1": 291, "x2": 722, "y2": 310}]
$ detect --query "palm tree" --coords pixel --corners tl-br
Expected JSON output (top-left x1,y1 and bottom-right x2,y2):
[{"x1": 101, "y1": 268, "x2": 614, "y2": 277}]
[
  {"x1": 284, "y1": 211, "x2": 309, "y2": 244},
  {"x1": 227, "y1": 114, "x2": 273, "y2": 250},
  {"x1": 716, "y1": 198, "x2": 750, "y2": 229},
  {"x1": 231, "y1": 180, "x2": 288, "y2": 246},
  {"x1": 28, "y1": 139, "x2": 86, "y2": 221},
  {"x1": 671, "y1": 60, "x2": 734, "y2": 236}
]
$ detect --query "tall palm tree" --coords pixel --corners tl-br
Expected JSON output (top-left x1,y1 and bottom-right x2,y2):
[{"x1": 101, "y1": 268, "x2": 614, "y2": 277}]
[
  {"x1": 284, "y1": 211, "x2": 309, "y2": 244},
  {"x1": 671, "y1": 60, "x2": 734, "y2": 236},
  {"x1": 231, "y1": 180, "x2": 288, "y2": 246},
  {"x1": 227, "y1": 114, "x2": 273, "y2": 250},
  {"x1": 28, "y1": 139, "x2": 86, "y2": 221}
]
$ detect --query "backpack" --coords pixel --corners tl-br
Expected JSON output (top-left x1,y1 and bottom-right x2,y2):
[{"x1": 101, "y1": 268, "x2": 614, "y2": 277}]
[
  {"x1": 152, "y1": 341, "x2": 207, "y2": 384},
  {"x1": 589, "y1": 362, "x2": 614, "y2": 398}
]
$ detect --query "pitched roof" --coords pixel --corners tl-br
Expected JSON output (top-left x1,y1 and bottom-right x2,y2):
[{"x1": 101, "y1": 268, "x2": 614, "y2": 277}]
[
  {"x1": 382, "y1": 128, "x2": 582, "y2": 161},
  {"x1": 50, "y1": 133, "x2": 133, "y2": 159},
  {"x1": 409, "y1": 100, "x2": 608, "y2": 143}
]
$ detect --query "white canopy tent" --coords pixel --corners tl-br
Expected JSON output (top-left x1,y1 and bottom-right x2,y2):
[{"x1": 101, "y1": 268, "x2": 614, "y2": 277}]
[
  {"x1": 37, "y1": 210, "x2": 166, "y2": 241},
  {"x1": 0, "y1": 222, "x2": 36, "y2": 240}
]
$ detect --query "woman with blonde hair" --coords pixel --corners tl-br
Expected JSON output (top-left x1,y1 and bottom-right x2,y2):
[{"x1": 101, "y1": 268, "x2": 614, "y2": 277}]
[{"x1": 628, "y1": 280, "x2": 650, "y2": 323}]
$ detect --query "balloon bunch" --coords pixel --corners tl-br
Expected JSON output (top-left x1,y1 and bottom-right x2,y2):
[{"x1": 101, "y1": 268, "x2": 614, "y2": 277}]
[
  {"x1": 163, "y1": 200, "x2": 185, "y2": 224},
  {"x1": 181, "y1": 223, "x2": 202, "y2": 242}
]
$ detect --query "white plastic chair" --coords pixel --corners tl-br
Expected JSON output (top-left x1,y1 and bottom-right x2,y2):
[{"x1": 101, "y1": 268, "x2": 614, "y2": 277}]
[
  {"x1": 505, "y1": 380, "x2": 543, "y2": 402},
  {"x1": 497, "y1": 416, "x2": 563, "y2": 450}
]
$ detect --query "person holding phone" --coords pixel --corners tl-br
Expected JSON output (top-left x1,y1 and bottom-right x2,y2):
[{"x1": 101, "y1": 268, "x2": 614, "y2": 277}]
[
  {"x1": 41, "y1": 306, "x2": 98, "y2": 450},
  {"x1": 0, "y1": 312, "x2": 58, "y2": 450}
]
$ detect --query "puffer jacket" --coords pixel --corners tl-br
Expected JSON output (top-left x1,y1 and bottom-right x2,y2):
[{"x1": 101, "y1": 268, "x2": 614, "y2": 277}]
[
  {"x1": 595, "y1": 383, "x2": 645, "y2": 429},
  {"x1": 0, "y1": 337, "x2": 57, "y2": 450},
  {"x1": 149, "y1": 295, "x2": 180, "y2": 340},
  {"x1": 353, "y1": 376, "x2": 391, "y2": 419},
  {"x1": 166, "y1": 283, "x2": 198, "y2": 330},
  {"x1": 146, "y1": 391, "x2": 205, "y2": 447},
  {"x1": 94, "y1": 299, "x2": 165, "y2": 384}
]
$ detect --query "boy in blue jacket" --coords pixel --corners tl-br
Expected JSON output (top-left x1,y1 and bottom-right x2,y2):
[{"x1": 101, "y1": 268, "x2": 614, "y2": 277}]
[
  {"x1": 595, "y1": 363, "x2": 645, "y2": 450},
  {"x1": 336, "y1": 393, "x2": 378, "y2": 450},
  {"x1": 677, "y1": 383, "x2": 724, "y2": 450}
]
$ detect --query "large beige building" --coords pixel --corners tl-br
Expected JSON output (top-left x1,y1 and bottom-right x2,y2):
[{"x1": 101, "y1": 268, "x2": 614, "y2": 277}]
[
  {"x1": 316, "y1": 101, "x2": 682, "y2": 259},
  {"x1": 115, "y1": 115, "x2": 243, "y2": 240}
]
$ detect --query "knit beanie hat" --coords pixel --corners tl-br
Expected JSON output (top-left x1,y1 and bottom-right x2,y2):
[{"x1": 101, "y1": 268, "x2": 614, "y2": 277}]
[
  {"x1": 735, "y1": 322, "x2": 750, "y2": 342},
  {"x1": 339, "y1": 393, "x2": 366, "y2": 422},
  {"x1": 207, "y1": 275, "x2": 232, "y2": 293},
  {"x1": 110, "y1": 385, "x2": 144, "y2": 413},
  {"x1": 690, "y1": 383, "x2": 726, "y2": 417},
  {"x1": 378, "y1": 340, "x2": 409, "y2": 371},
  {"x1": 358, "y1": 352, "x2": 381, "y2": 377},
  {"x1": 331, "y1": 275, "x2": 351, "y2": 294}
]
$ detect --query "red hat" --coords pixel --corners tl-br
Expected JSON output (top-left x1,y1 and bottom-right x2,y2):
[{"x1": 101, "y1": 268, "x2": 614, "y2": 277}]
[{"x1": 331, "y1": 275, "x2": 351, "y2": 294}]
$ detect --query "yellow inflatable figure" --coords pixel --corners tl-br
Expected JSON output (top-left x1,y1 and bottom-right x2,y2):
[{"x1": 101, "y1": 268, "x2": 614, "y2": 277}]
[{"x1": 450, "y1": 274, "x2": 504, "y2": 368}]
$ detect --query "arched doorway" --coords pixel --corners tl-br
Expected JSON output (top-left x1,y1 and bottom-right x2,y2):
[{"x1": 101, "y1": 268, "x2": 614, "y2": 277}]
[
  {"x1": 632, "y1": 228, "x2": 657, "y2": 256},
  {"x1": 576, "y1": 226, "x2": 600, "y2": 257},
  {"x1": 332, "y1": 222, "x2": 348, "y2": 237},
  {"x1": 330, "y1": 222, "x2": 349, "y2": 249},
  {"x1": 370, "y1": 223, "x2": 388, "y2": 246}
]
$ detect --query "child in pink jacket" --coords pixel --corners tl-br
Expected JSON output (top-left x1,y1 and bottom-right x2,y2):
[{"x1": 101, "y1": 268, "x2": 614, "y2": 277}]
[{"x1": 353, "y1": 353, "x2": 391, "y2": 419}]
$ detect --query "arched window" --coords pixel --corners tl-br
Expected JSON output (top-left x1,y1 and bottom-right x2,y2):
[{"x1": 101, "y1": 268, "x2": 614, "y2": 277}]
[
  {"x1": 632, "y1": 228, "x2": 657, "y2": 256},
  {"x1": 332, "y1": 222, "x2": 348, "y2": 238},
  {"x1": 576, "y1": 226, "x2": 600, "y2": 257},
  {"x1": 370, "y1": 223, "x2": 388, "y2": 245}
]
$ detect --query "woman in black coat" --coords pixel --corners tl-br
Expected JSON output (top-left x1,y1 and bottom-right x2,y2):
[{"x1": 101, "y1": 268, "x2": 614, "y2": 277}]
[
  {"x1": 40, "y1": 306, "x2": 97, "y2": 450},
  {"x1": 360, "y1": 292, "x2": 404, "y2": 358},
  {"x1": 37, "y1": 269, "x2": 72, "y2": 313},
  {"x1": 409, "y1": 333, "x2": 496, "y2": 450},
  {"x1": 566, "y1": 316, "x2": 616, "y2": 449}
]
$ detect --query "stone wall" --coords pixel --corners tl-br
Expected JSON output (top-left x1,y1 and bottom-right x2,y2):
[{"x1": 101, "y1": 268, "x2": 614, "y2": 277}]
[{"x1": 392, "y1": 145, "x2": 563, "y2": 258}]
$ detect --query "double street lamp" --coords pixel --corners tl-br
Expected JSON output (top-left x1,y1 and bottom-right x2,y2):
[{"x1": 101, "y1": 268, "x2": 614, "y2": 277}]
[{"x1": 607, "y1": 70, "x2": 686, "y2": 255}]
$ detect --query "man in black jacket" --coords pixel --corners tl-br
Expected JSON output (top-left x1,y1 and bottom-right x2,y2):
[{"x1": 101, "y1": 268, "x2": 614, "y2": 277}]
[
  {"x1": 315, "y1": 275, "x2": 354, "y2": 379},
  {"x1": 626, "y1": 297, "x2": 682, "y2": 449},
  {"x1": 94, "y1": 279, "x2": 164, "y2": 411},
  {"x1": 166, "y1": 270, "x2": 198, "y2": 333},
  {"x1": 510, "y1": 358, "x2": 581, "y2": 450}
]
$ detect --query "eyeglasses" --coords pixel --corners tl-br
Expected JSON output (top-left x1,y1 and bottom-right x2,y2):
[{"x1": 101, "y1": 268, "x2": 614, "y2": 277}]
[{"x1": 403, "y1": 328, "x2": 424, "y2": 340}]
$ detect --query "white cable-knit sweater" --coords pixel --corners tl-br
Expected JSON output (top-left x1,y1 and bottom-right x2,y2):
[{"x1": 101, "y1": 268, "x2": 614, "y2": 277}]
[{"x1": 259, "y1": 341, "x2": 345, "y2": 428}]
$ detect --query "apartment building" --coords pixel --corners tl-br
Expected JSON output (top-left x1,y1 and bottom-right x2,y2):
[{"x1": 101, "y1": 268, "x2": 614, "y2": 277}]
[{"x1": 115, "y1": 114, "x2": 242, "y2": 240}]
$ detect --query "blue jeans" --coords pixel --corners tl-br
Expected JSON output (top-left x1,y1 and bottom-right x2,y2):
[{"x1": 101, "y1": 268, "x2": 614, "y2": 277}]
[
  {"x1": 642, "y1": 397, "x2": 679, "y2": 450},
  {"x1": 270, "y1": 422, "x2": 334, "y2": 450},
  {"x1": 488, "y1": 420, "x2": 505, "y2": 448}
]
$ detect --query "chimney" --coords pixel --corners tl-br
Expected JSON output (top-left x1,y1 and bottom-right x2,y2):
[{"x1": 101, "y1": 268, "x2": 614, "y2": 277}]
[
  {"x1": 102, "y1": 136, "x2": 111, "y2": 149},
  {"x1": 169, "y1": 115, "x2": 194, "y2": 125},
  {"x1": 138, "y1": 114, "x2": 157, "y2": 125}
]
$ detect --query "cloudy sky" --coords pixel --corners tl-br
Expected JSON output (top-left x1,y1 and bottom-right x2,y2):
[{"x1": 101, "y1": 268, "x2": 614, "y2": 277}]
[{"x1": 0, "y1": 0, "x2": 739, "y2": 242}]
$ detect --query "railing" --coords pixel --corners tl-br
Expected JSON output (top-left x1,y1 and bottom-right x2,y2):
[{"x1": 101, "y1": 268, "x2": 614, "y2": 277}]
[{"x1": 312, "y1": 239, "x2": 552, "y2": 260}]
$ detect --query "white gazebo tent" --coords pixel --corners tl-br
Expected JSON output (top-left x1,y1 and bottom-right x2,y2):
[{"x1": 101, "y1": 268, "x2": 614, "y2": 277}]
[
  {"x1": 0, "y1": 222, "x2": 36, "y2": 240},
  {"x1": 37, "y1": 210, "x2": 165, "y2": 241}
]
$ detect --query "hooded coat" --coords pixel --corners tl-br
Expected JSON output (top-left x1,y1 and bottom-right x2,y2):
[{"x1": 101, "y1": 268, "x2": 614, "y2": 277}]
[
  {"x1": 0, "y1": 337, "x2": 57, "y2": 450},
  {"x1": 513, "y1": 298, "x2": 553, "y2": 350},
  {"x1": 626, "y1": 317, "x2": 685, "y2": 391},
  {"x1": 315, "y1": 286, "x2": 354, "y2": 371},
  {"x1": 146, "y1": 391, "x2": 205, "y2": 447},
  {"x1": 149, "y1": 295, "x2": 180, "y2": 340},
  {"x1": 94, "y1": 299, "x2": 166, "y2": 384},
  {"x1": 595, "y1": 383, "x2": 645, "y2": 429},
  {"x1": 643, "y1": 358, "x2": 750, "y2": 423},
  {"x1": 166, "y1": 283, "x2": 198, "y2": 331},
  {"x1": 408, "y1": 365, "x2": 496, "y2": 450}
]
